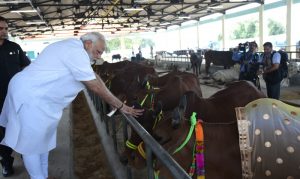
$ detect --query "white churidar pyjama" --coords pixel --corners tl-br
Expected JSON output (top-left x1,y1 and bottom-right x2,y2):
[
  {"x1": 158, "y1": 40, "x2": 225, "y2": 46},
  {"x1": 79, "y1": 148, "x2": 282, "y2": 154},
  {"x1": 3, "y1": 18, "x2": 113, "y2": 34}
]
[{"x1": 23, "y1": 152, "x2": 49, "y2": 179}]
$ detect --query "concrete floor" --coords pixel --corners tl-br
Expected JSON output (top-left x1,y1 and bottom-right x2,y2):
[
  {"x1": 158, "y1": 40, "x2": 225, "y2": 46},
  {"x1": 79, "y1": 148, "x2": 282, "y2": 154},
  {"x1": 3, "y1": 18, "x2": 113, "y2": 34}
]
[{"x1": 0, "y1": 107, "x2": 72, "y2": 179}]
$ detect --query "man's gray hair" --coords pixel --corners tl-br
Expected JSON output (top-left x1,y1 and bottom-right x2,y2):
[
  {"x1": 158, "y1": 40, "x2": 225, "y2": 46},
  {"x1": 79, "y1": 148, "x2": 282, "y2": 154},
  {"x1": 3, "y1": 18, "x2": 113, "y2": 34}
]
[{"x1": 80, "y1": 32, "x2": 106, "y2": 47}]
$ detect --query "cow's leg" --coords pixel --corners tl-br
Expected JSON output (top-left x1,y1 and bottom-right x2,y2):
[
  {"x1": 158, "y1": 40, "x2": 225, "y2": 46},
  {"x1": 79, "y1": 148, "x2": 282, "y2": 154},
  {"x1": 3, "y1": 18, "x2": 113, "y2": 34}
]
[
  {"x1": 199, "y1": 60, "x2": 203, "y2": 75},
  {"x1": 192, "y1": 65, "x2": 195, "y2": 75},
  {"x1": 198, "y1": 65, "x2": 201, "y2": 75},
  {"x1": 195, "y1": 64, "x2": 199, "y2": 77},
  {"x1": 197, "y1": 62, "x2": 201, "y2": 76},
  {"x1": 191, "y1": 63, "x2": 195, "y2": 74},
  {"x1": 205, "y1": 62, "x2": 210, "y2": 74}
]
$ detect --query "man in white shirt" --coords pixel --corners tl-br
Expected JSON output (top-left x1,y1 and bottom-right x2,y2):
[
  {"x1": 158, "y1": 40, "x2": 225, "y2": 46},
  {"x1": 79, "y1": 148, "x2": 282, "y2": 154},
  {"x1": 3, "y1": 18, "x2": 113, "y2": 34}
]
[
  {"x1": 261, "y1": 42, "x2": 281, "y2": 99},
  {"x1": 0, "y1": 32, "x2": 143, "y2": 179}
]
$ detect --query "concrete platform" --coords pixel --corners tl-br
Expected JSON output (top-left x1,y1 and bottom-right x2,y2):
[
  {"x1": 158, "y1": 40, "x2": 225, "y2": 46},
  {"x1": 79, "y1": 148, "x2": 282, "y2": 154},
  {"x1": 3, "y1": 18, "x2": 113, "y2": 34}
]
[{"x1": 0, "y1": 107, "x2": 72, "y2": 179}]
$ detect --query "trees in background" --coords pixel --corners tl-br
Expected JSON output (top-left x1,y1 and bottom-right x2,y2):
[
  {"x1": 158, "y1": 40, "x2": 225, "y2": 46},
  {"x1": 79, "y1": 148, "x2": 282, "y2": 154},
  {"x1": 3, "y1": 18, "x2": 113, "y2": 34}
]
[
  {"x1": 268, "y1": 19, "x2": 285, "y2": 36},
  {"x1": 106, "y1": 38, "x2": 121, "y2": 52},
  {"x1": 231, "y1": 20, "x2": 258, "y2": 40},
  {"x1": 230, "y1": 19, "x2": 285, "y2": 40},
  {"x1": 106, "y1": 37, "x2": 154, "y2": 53}
]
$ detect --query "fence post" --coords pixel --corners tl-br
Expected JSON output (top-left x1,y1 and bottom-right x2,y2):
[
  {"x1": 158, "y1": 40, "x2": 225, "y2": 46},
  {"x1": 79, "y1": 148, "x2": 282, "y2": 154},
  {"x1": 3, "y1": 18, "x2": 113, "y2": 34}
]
[
  {"x1": 122, "y1": 118, "x2": 133, "y2": 179},
  {"x1": 146, "y1": 144, "x2": 154, "y2": 179},
  {"x1": 111, "y1": 116, "x2": 118, "y2": 151}
]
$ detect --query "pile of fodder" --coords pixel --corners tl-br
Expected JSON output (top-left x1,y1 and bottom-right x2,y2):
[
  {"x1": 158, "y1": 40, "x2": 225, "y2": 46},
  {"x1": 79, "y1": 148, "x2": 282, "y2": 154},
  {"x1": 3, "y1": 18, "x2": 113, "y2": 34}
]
[{"x1": 72, "y1": 92, "x2": 114, "y2": 179}]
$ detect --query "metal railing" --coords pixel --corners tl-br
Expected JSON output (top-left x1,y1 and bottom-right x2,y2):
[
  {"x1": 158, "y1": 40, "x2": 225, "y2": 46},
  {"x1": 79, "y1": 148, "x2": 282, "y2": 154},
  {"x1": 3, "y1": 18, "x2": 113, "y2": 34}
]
[
  {"x1": 160, "y1": 56, "x2": 190, "y2": 63},
  {"x1": 86, "y1": 90, "x2": 191, "y2": 179},
  {"x1": 157, "y1": 51, "x2": 300, "y2": 63},
  {"x1": 285, "y1": 51, "x2": 300, "y2": 62}
]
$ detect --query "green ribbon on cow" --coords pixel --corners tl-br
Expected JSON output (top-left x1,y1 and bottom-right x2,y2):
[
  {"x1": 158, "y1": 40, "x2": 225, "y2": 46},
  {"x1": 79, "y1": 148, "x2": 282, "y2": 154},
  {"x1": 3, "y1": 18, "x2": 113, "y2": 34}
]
[
  {"x1": 173, "y1": 112, "x2": 197, "y2": 154},
  {"x1": 152, "y1": 110, "x2": 163, "y2": 129},
  {"x1": 146, "y1": 81, "x2": 151, "y2": 90},
  {"x1": 126, "y1": 140, "x2": 138, "y2": 150},
  {"x1": 140, "y1": 81, "x2": 151, "y2": 107},
  {"x1": 140, "y1": 94, "x2": 149, "y2": 107}
]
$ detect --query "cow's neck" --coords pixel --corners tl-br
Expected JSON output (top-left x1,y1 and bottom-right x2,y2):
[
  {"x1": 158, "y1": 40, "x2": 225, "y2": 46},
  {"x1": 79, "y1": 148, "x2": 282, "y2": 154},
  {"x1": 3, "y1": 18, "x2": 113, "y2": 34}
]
[{"x1": 194, "y1": 97, "x2": 208, "y2": 120}]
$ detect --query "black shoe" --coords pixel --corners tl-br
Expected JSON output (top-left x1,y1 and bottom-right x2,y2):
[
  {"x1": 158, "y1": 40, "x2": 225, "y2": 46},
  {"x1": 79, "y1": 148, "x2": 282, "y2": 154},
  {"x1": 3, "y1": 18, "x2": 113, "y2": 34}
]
[{"x1": 1, "y1": 157, "x2": 14, "y2": 177}]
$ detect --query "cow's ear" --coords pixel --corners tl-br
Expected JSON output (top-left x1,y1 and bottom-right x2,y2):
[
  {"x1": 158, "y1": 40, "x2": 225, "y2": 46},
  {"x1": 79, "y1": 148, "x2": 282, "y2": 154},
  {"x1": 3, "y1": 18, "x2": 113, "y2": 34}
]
[
  {"x1": 172, "y1": 107, "x2": 181, "y2": 129},
  {"x1": 141, "y1": 75, "x2": 149, "y2": 88},
  {"x1": 179, "y1": 94, "x2": 187, "y2": 112}
]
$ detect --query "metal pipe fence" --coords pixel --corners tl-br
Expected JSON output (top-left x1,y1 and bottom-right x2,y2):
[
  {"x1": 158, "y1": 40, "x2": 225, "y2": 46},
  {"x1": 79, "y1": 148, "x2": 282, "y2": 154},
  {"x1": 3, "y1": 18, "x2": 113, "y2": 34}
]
[
  {"x1": 157, "y1": 51, "x2": 300, "y2": 63},
  {"x1": 162, "y1": 56, "x2": 190, "y2": 63},
  {"x1": 86, "y1": 90, "x2": 191, "y2": 179},
  {"x1": 285, "y1": 51, "x2": 300, "y2": 62}
]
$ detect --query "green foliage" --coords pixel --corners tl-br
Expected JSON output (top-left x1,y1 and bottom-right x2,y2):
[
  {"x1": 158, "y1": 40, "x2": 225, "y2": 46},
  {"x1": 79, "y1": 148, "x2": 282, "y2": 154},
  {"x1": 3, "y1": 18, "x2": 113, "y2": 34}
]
[
  {"x1": 123, "y1": 37, "x2": 155, "y2": 49},
  {"x1": 231, "y1": 20, "x2": 258, "y2": 39},
  {"x1": 268, "y1": 19, "x2": 285, "y2": 35},
  {"x1": 124, "y1": 38, "x2": 133, "y2": 49},
  {"x1": 140, "y1": 38, "x2": 155, "y2": 48},
  {"x1": 106, "y1": 38, "x2": 121, "y2": 52},
  {"x1": 107, "y1": 37, "x2": 155, "y2": 52}
]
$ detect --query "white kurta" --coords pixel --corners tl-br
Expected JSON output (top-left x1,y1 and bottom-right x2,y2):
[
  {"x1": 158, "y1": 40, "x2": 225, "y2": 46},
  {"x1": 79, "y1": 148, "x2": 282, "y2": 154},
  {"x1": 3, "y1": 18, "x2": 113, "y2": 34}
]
[{"x1": 0, "y1": 38, "x2": 96, "y2": 155}]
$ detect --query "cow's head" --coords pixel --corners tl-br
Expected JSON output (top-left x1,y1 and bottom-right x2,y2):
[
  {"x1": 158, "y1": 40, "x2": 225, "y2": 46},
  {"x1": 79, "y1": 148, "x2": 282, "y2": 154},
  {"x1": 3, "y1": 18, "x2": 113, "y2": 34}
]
[
  {"x1": 121, "y1": 101, "x2": 163, "y2": 168},
  {"x1": 141, "y1": 75, "x2": 149, "y2": 88},
  {"x1": 172, "y1": 93, "x2": 187, "y2": 128},
  {"x1": 172, "y1": 91, "x2": 198, "y2": 128}
]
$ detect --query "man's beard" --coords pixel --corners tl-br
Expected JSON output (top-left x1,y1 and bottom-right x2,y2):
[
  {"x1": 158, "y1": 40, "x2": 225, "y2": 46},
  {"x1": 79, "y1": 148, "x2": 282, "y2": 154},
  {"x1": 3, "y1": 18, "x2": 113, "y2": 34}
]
[{"x1": 0, "y1": 34, "x2": 8, "y2": 40}]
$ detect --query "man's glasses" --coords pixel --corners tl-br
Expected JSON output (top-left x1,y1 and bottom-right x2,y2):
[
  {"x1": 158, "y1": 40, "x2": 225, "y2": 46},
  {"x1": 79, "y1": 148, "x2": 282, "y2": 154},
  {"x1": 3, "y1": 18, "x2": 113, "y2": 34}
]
[{"x1": 0, "y1": 26, "x2": 8, "y2": 31}]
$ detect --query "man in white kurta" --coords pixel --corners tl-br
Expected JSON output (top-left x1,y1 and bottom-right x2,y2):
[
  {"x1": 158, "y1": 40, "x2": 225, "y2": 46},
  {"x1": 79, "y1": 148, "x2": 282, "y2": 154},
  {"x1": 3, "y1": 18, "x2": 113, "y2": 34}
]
[
  {"x1": 0, "y1": 37, "x2": 96, "y2": 155},
  {"x1": 0, "y1": 32, "x2": 143, "y2": 179}
]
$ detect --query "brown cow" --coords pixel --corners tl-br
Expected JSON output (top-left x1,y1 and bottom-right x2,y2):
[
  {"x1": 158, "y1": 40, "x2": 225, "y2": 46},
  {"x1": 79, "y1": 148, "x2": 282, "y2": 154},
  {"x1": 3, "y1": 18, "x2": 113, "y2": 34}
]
[
  {"x1": 96, "y1": 61, "x2": 156, "y2": 92},
  {"x1": 174, "y1": 80, "x2": 265, "y2": 125},
  {"x1": 125, "y1": 71, "x2": 202, "y2": 110},
  {"x1": 124, "y1": 81, "x2": 266, "y2": 179},
  {"x1": 153, "y1": 116, "x2": 241, "y2": 179},
  {"x1": 110, "y1": 70, "x2": 200, "y2": 105},
  {"x1": 95, "y1": 61, "x2": 155, "y2": 79},
  {"x1": 94, "y1": 61, "x2": 157, "y2": 116},
  {"x1": 120, "y1": 72, "x2": 202, "y2": 165},
  {"x1": 94, "y1": 61, "x2": 130, "y2": 76},
  {"x1": 108, "y1": 64, "x2": 157, "y2": 100},
  {"x1": 147, "y1": 70, "x2": 185, "y2": 87},
  {"x1": 204, "y1": 50, "x2": 234, "y2": 74},
  {"x1": 158, "y1": 81, "x2": 265, "y2": 178}
]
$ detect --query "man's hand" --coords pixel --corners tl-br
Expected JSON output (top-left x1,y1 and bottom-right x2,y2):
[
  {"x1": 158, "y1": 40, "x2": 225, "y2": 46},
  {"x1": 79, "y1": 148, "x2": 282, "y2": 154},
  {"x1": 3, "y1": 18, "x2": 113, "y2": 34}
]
[{"x1": 119, "y1": 104, "x2": 144, "y2": 118}]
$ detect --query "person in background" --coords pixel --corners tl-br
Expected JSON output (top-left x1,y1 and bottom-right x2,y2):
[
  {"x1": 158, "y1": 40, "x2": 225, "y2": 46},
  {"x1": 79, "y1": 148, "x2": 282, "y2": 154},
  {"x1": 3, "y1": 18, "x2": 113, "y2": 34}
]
[
  {"x1": 189, "y1": 51, "x2": 202, "y2": 77},
  {"x1": 0, "y1": 32, "x2": 143, "y2": 179},
  {"x1": 260, "y1": 42, "x2": 282, "y2": 99},
  {"x1": 0, "y1": 16, "x2": 31, "y2": 177},
  {"x1": 233, "y1": 41, "x2": 261, "y2": 88}
]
